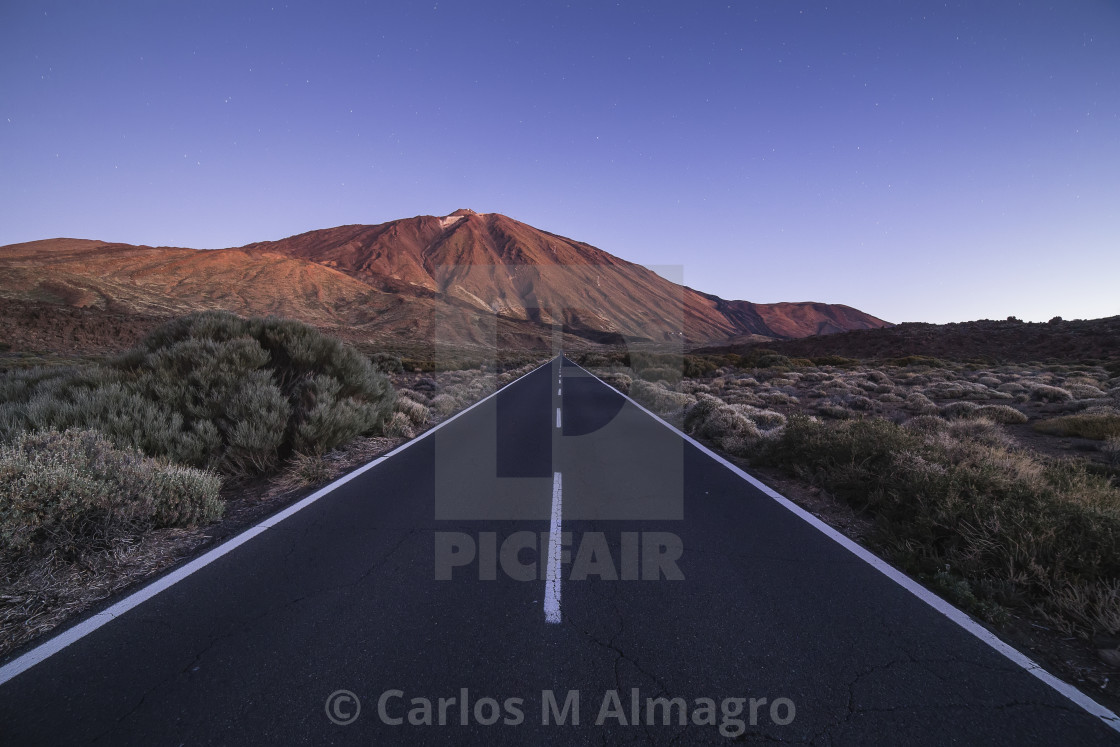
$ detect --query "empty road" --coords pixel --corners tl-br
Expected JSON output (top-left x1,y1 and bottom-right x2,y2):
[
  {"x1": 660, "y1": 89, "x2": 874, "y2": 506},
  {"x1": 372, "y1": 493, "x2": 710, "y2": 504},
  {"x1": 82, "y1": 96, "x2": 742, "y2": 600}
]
[{"x1": 1, "y1": 357, "x2": 1117, "y2": 744}]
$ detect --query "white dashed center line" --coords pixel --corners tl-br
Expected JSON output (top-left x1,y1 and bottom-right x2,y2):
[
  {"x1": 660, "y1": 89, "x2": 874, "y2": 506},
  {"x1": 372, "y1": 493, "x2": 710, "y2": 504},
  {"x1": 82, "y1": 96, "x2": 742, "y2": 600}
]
[{"x1": 544, "y1": 471, "x2": 563, "y2": 624}]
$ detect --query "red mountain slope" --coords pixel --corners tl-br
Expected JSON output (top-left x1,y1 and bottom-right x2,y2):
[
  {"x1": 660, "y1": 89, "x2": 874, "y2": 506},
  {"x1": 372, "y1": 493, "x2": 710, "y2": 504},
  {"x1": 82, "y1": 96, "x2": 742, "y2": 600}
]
[{"x1": 0, "y1": 210, "x2": 889, "y2": 350}]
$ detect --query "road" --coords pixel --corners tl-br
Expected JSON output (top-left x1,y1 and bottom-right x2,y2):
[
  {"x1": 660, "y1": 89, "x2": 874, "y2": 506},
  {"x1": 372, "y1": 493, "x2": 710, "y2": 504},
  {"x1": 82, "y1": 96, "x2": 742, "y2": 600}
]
[{"x1": 0, "y1": 356, "x2": 1117, "y2": 744}]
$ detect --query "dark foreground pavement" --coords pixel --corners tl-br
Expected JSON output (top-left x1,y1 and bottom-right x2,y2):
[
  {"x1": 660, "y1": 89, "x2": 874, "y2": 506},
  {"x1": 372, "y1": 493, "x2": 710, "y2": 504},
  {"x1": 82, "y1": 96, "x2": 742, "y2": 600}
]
[{"x1": 1, "y1": 357, "x2": 1117, "y2": 744}]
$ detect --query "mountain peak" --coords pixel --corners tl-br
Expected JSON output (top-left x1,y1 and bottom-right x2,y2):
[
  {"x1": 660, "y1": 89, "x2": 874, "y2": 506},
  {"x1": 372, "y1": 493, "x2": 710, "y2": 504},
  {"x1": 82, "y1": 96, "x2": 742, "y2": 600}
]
[{"x1": 0, "y1": 211, "x2": 891, "y2": 347}]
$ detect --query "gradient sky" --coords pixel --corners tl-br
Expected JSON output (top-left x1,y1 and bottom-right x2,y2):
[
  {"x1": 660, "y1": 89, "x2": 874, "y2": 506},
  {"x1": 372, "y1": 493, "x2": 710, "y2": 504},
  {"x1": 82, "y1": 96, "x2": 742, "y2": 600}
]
[{"x1": 2, "y1": 1, "x2": 1118, "y2": 324}]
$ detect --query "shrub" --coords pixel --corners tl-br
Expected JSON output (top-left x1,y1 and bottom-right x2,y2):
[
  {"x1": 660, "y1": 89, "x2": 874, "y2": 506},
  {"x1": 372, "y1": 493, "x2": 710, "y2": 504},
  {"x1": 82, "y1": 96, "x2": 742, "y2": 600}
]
[
  {"x1": 939, "y1": 401, "x2": 981, "y2": 419},
  {"x1": 383, "y1": 412, "x2": 415, "y2": 439},
  {"x1": 905, "y1": 392, "x2": 939, "y2": 415},
  {"x1": 754, "y1": 354, "x2": 792, "y2": 369},
  {"x1": 395, "y1": 395, "x2": 431, "y2": 427},
  {"x1": 599, "y1": 373, "x2": 632, "y2": 394},
  {"x1": 848, "y1": 395, "x2": 875, "y2": 411},
  {"x1": 816, "y1": 403, "x2": 854, "y2": 419},
  {"x1": 974, "y1": 405, "x2": 1029, "y2": 425},
  {"x1": 891, "y1": 355, "x2": 948, "y2": 368},
  {"x1": 630, "y1": 381, "x2": 694, "y2": 415},
  {"x1": 903, "y1": 415, "x2": 949, "y2": 435},
  {"x1": 429, "y1": 394, "x2": 460, "y2": 417},
  {"x1": 370, "y1": 352, "x2": 404, "y2": 373},
  {"x1": 810, "y1": 355, "x2": 859, "y2": 367},
  {"x1": 762, "y1": 391, "x2": 796, "y2": 406},
  {"x1": 0, "y1": 312, "x2": 396, "y2": 474},
  {"x1": 1065, "y1": 384, "x2": 1107, "y2": 399},
  {"x1": 682, "y1": 356, "x2": 718, "y2": 378},
  {"x1": 0, "y1": 429, "x2": 222, "y2": 560},
  {"x1": 1031, "y1": 384, "x2": 1074, "y2": 403},
  {"x1": 1034, "y1": 414, "x2": 1120, "y2": 440},
  {"x1": 683, "y1": 396, "x2": 764, "y2": 453},
  {"x1": 279, "y1": 452, "x2": 339, "y2": 489},
  {"x1": 755, "y1": 415, "x2": 1120, "y2": 638},
  {"x1": 639, "y1": 366, "x2": 681, "y2": 384}
]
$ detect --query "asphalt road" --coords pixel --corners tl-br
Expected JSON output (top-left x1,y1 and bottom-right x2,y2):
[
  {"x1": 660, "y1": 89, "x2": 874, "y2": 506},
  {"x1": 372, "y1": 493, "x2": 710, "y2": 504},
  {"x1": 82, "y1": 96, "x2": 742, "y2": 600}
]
[{"x1": 0, "y1": 357, "x2": 1117, "y2": 744}]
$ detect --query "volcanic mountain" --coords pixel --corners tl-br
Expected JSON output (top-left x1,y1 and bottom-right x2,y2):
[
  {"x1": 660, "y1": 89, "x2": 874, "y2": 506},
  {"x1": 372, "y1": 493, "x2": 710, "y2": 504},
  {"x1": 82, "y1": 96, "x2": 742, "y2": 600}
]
[{"x1": 0, "y1": 210, "x2": 889, "y2": 353}]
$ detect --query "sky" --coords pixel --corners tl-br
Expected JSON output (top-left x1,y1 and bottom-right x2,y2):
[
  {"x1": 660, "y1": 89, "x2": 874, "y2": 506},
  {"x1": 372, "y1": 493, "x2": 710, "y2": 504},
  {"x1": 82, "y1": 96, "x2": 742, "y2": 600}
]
[{"x1": 1, "y1": 1, "x2": 1118, "y2": 325}]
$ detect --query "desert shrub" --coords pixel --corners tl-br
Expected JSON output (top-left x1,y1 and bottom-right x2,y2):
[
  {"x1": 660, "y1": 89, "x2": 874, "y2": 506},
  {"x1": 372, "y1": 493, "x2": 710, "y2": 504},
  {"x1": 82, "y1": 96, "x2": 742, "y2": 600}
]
[
  {"x1": 395, "y1": 395, "x2": 431, "y2": 427},
  {"x1": 816, "y1": 402, "x2": 854, "y2": 419},
  {"x1": 945, "y1": 417, "x2": 1016, "y2": 448},
  {"x1": 973, "y1": 404, "x2": 1029, "y2": 424},
  {"x1": 1031, "y1": 384, "x2": 1074, "y2": 403},
  {"x1": 599, "y1": 372, "x2": 632, "y2": 395},
  {"x1": 0, "y1": 429, "x2": 222, "y2": 560},
  {"x1": 682, "y1": 394, "x2": 722, "y2": 434},
  {"x1": 756, "y1": 415, "x2": 1120, "y2": 637},
  {"x1": 1034, "y1": 414, "x2": 1120, "y2": 440},
  {"x1": 682, "y1": 356, "x2": 719, "y2": 378},
  {"x1": 762, "y1": 391, "x2": 796, "y2": 406},
  {"x1": 429, "y1": 394, "x2": 460, "y2": 417},
  {"x1": 754, "y1": 354, "x2": 792, "y2": 369},
  {"x1": 631, "y1": 381, "x2": 694, "y2": 415},
  {"x1": 903, "y1": 415, "x2": 949, "y2": 435},
  {"x1": 926, "y1": 383, "x2": 966, "y2": 399},
  {"x1": 0, "y1": 312, "x2": 395, "y2": 474},
  {"x1": 279, "y1": 452, "x2": 339, "y2": 488},
  {"x1": 978, "y1": 376, "x2": 1001, "y2": 387},
  {"x1": 383, "y1": 412, "x2": 416, "y2": 439},
  {"x1": 724, "y1": 390, "x2": 765, "y2": 407},
  {"x1": 1065, "y1": 384, "x2": 1107, "y2": 399},
  {"x1": 997, "y1": 382, "x2": 1028, "y2": 394},
  {"x1": 678, "y1": 380, "x2": 710, "y2": 395},
  {"x1": 738, "y1": 406, "x2": 787, "y2": 430},
  {"x1": 370, "y1": 352, "x2": 404, "y2": 373},
  {"x1": 848, "y1": 395, "x2": 875, "y2": 411},
  {"x1": 891, "y1": 355, "x2": 948, "y2": 368},
  {"x1": 639, "y1": 366, "x2": 681, "y2": 384},
  {"x1": 863, "y1": 370, "x2": 890, "y2": 384},
  {"x1": 905, "y1": 392, "x2": 939, "y2": 415},
  {"x1": 810, "y1": 355, "x2": 858, "y2": 367},
  {"x1": 728, "y1": 376, "x2": 760, "y2": 388},
  {"x1": 939, "y1": 401, "x2": 981, "y2": 419},
  {"x1": 683, "y1": 396, "x2": 764, "y2": 453}
]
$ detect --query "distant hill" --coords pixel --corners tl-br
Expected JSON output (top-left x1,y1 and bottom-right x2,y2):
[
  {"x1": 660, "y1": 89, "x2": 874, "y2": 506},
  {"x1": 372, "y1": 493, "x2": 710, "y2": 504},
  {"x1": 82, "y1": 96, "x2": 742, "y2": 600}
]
[
  {"x1": 0, "y1": 210, "x2": 889, "y2": 353},
  {"x1": 694, "y1": 316, "x2": 1120, "y2": 364}
]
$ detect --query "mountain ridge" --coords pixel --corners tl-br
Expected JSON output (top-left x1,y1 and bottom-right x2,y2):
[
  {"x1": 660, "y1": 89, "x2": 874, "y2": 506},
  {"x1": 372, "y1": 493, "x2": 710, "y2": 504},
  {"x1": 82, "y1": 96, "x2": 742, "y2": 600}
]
[{"x1": 0, "y1": 210, "x2": 890, "y2": 352}]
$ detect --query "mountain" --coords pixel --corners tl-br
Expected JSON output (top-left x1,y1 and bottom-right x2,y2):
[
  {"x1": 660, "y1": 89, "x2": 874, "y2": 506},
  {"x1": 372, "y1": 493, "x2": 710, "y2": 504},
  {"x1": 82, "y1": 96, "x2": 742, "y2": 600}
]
[
  {"x1": 241, "y1": 209, "x2": 889, "y2": 341},
  {"x1": 0, "y1": 210, "x2": 889, "y2": 353}
]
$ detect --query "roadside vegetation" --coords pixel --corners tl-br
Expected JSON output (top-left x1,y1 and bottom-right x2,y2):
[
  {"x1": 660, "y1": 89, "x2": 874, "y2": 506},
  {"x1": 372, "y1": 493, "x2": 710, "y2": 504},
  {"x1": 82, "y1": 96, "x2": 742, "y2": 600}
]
[
  {"x1": 579, "y1": 349, "x2": 1120, "y2": 649},
  {"x1": 0, "y1": 311, "x2": 545, "y2": 656}
]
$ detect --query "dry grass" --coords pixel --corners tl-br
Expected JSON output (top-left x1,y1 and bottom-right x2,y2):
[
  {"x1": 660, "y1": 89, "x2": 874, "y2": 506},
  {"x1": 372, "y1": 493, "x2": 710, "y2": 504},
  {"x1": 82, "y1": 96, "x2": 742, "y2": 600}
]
[
  {"x1": 1034, "y1": 413, "x2": 1120, "y2": 440},
  {"x1": 0, "y1": 528, "x2": 207, "y2": 657}
]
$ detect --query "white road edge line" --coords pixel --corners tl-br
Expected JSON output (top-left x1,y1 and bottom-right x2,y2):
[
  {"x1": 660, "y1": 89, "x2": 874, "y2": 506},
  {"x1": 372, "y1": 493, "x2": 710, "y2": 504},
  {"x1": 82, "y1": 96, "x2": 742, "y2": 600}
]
[
  {"x1": 0, "y1": 356, "x2": 559, "y2": 688},
  {"x1": 571, "y1": 360, "x2": 1120, "y2": 734},
  {"x1": 544, "y1": 471, "x2": 563, "y2": 624}
]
